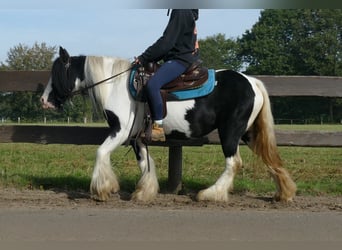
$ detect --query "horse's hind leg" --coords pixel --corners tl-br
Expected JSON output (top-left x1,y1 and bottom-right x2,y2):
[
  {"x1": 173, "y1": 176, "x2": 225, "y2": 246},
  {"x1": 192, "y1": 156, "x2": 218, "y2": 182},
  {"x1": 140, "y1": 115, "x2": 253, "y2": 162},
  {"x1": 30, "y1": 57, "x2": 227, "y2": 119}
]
[
  {"x1": 197, "y1": 146, "x2": 242, "y2": 202},
  {"x1": 268, "y1": 166, "x2": 297, "y2": 202},
  {"x1": 197, "y1": 117, "x2": 244, "y2": 202},
  {"x1": 245, "y1": 77, "x2": 296, "y2": 201},
  {"x1": 244, "y1": 130, "x2": 296, "y2": 202},
  {"x1": 131, "y1": 139, "x2": 159, "y2": 202},
  {"x1": 90, "y1": 136, "x2": 121, "y2": 201},
  {"x1": 197, "y1": 104, "x2": 249, "y2": 203}
]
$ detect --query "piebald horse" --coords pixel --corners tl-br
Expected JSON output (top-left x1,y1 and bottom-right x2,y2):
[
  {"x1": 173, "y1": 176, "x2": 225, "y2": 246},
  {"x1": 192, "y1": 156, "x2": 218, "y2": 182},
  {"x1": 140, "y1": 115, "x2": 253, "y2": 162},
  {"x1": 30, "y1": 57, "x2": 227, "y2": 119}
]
[{"x1": 41, "y1": 47, "x2": 296, "y2": 202}]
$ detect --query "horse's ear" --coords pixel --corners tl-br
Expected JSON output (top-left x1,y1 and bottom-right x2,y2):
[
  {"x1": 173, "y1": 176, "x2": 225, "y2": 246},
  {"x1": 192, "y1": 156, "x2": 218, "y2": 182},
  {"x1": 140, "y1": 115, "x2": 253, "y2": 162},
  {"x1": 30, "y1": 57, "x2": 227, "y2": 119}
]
[{"x1": 59, "y1": 46, "x2": 70, "y2": 63}]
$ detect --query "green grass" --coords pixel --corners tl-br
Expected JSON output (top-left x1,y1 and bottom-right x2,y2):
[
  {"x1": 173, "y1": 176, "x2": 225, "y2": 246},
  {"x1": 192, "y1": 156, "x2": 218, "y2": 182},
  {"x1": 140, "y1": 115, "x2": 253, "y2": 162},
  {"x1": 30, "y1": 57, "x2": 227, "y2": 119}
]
[
  {"x1": 275, "y1": 124, "x2": 342, "y2": 131},
  {"x1": 0, "y1": 143, "x2": 341, "y2": 196},
  {"x1": 3, "y1": 122, "x2": 342, "y2": 131}
]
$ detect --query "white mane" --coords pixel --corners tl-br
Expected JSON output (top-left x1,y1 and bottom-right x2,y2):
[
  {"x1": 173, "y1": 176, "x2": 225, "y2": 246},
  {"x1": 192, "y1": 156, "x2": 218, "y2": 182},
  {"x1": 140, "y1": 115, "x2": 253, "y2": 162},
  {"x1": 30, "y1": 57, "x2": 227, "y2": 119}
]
[{"x1": 84, "y1": 56, "x2": 132, "y2": 113}]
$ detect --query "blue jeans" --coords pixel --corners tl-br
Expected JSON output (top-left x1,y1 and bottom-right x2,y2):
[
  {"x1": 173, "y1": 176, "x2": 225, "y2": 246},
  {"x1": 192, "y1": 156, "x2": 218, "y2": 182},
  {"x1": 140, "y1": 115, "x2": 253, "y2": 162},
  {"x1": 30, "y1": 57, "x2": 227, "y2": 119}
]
[{"x1": 146, "y1": 60, "x2": 187, "y2": 121}]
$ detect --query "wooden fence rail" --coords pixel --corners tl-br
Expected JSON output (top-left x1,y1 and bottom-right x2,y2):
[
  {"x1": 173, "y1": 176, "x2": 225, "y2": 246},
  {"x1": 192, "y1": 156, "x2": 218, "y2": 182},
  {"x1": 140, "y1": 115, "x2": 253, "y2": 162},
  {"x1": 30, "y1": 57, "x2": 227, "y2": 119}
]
[
  {"x1": 1, "y1": 71, "x2": 342, "y2": 96},
  {"x1": 1, "y1": 125, "x2": 342, "y2": 147},
  {"x1": 1, "y1": 71, "x2": 341, "y2": 192}
]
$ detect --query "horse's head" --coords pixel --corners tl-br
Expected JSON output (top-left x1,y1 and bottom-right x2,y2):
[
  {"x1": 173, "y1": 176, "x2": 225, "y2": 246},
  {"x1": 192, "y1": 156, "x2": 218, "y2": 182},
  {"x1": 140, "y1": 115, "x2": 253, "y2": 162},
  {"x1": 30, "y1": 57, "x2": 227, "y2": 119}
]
[{"x1": 41, "y1": 46, "x2": 84, "y2": 109}]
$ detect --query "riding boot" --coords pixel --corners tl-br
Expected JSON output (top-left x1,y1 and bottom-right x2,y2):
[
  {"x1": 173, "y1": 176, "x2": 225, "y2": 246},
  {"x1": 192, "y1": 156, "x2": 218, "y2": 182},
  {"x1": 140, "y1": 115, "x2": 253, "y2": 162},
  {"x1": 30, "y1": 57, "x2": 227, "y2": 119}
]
[{"x1": 151, "y1": 122, "x2": 166, "y2": 142}]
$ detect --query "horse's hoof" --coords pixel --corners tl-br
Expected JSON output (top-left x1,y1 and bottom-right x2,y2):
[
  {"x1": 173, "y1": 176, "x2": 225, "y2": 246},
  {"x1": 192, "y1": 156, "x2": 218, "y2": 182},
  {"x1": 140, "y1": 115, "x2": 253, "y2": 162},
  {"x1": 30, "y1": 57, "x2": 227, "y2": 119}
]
[
  {"x1": 274, "y1": 192, "x2": 294, "y2": 203},
  {"x1": 131, "y1": 188, "x2": 157, "y2": 202},
  {"x1": 196, "y1": 188, "x2": 229, "y2": 202},
  {"x1": 90, "y1": 183, "x2": 120, "y2": 202}
]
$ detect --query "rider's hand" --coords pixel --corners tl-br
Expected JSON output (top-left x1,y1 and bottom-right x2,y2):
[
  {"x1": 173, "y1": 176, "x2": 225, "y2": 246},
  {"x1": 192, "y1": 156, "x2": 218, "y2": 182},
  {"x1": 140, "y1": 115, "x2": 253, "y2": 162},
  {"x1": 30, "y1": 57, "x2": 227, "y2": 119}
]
[{"x1": 134, "y1": 57, "x2": 140, "y2": 65}]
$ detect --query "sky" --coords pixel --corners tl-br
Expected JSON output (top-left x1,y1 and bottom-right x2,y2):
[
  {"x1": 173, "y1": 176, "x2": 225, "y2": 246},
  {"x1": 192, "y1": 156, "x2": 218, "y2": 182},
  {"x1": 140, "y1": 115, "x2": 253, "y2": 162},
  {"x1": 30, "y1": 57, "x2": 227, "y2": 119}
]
[{"x1": 0, "y1": 1, "x2": 262, "y2": 63}]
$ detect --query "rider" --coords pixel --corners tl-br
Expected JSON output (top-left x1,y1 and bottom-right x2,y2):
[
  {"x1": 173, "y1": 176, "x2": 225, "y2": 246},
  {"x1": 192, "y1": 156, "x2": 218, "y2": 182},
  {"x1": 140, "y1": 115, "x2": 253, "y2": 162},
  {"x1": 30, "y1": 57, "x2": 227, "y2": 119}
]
[{"x1": 135, "y1": 9, "x2": 200, "y2": 141}]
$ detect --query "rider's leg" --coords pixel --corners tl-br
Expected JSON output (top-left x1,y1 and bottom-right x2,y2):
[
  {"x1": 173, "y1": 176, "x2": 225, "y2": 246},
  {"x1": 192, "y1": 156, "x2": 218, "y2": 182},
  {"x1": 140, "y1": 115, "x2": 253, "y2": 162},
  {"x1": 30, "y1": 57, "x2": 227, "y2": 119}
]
[{"x1": 145, "y1": 60, "x2": 187, "y2": 141}]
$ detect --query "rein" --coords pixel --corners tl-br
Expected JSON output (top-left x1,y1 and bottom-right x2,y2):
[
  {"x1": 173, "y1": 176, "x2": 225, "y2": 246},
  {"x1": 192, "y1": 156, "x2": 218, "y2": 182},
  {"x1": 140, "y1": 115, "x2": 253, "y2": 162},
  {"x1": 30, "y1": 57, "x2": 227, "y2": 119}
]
[{"x1": 70, "y1": 66, "x2": 133, "y2": 97}]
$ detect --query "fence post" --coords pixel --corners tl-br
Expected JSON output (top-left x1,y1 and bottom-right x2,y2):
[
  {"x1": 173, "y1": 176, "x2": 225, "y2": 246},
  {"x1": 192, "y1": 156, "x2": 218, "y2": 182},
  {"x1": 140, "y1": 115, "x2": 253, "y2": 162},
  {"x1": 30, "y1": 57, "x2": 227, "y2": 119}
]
[{"x1": 168, "y1": 145, "x2": 183, "y2": 193}]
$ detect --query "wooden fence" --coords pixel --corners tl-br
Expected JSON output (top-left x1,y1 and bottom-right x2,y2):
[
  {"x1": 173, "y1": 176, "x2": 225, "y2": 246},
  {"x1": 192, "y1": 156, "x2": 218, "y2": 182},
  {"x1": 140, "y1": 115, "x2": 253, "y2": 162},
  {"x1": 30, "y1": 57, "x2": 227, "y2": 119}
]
[{"x1": 1, "y1": 71, "x2": 341, "y2": 192}]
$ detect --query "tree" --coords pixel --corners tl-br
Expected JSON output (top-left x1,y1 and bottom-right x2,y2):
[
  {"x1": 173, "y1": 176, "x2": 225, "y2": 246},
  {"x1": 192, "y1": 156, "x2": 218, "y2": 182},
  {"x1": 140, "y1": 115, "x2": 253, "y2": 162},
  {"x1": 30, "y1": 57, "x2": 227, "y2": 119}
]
[
  {"x1": 237, "y1": 9, "x2": 342, "y2": 123},
  {"x1": 238, "y1": 9, "x2": 342, "y2": 76},
  {"x1": 0, "y1": 42, "x2": 56, "y2": 70},
  {"x1": 290, "y1": 10, "x2": 342, "y2": 76},
  {"x1": 199, "y1": 33, "x2": 242, "y2": 70},
  {"x1": 0, "y1": 43, "x2": 58, "y2": 122}
]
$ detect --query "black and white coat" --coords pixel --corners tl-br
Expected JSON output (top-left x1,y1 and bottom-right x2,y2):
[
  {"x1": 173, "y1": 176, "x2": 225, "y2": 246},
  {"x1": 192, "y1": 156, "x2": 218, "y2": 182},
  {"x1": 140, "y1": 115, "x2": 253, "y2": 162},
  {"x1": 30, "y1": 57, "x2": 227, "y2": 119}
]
[{"x1": 41, "y1": 47, "x2": 296, "y2": 203}]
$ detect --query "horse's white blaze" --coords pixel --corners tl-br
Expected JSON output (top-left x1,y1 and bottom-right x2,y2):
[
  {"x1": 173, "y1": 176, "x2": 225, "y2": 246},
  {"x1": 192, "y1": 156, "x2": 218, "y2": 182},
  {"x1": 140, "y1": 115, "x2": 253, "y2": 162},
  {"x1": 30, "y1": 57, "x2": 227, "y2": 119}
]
[
  {"x1": 164, "y1": 100, "x2": 195, "y2": 137},
  {"x1": 74, "y1": 77, "x2": 83, "y2": 91},
  {"x1": 40, "y1": 77, "x2": 55, "y2": 109},
  {"x1": 40, "y1": 76, "x2": 82, "y2": 109}
]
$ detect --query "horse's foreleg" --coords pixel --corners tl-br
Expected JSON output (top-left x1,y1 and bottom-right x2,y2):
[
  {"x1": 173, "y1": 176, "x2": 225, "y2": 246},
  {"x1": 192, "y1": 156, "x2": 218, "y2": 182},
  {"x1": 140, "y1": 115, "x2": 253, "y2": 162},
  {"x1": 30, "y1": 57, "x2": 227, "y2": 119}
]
[
  {"x1": 197, "y1": 148, "x2": 242, "y2": 202},
  {"x1": 90, "y1": 136, "x2": 121, "y2": 201},
  {"x1": 131, "y1": 140, "x2": 159, "y2": 202}
]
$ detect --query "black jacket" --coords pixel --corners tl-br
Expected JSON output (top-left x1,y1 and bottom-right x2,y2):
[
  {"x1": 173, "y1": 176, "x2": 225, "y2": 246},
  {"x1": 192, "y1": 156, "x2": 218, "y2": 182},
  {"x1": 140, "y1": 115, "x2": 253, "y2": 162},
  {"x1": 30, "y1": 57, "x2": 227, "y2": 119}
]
[{"x1": 138, "y1": 9, "x2": 199, "y2": 68}]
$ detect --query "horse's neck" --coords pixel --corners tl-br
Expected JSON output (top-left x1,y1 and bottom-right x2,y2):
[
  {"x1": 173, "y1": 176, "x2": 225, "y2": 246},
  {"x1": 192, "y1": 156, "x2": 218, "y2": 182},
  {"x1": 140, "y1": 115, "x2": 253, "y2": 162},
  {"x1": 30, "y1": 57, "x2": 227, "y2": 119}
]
[{"x1": 84, "y1": 56, "x2": 131, "y2": 109}]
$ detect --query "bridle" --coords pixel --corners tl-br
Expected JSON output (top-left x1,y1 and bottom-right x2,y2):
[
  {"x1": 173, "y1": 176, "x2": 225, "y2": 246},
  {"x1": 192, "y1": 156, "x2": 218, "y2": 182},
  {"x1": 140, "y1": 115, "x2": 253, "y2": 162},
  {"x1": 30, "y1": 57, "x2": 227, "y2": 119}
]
[{"x1": 52, "y1": 58, "x2": 134, "y2": 107}]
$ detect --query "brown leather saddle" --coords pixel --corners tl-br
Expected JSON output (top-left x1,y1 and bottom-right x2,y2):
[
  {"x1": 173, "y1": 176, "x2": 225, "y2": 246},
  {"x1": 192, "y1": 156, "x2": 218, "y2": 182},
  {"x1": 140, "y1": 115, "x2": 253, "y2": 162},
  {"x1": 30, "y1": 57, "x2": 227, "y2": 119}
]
[{"x1": 134, "y1": 60, "x2": 208, "y2": 118}]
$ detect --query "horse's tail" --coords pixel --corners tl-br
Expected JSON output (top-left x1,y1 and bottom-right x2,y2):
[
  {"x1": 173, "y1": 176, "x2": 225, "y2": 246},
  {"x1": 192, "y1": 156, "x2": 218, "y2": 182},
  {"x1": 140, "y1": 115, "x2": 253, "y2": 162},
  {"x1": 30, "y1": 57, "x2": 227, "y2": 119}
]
[
  {"x1": 249, "y1": 78, "x2": 296, "y2": 201},
  {"x1": 251, "y1": 78, "x2": 282, "y2": 168}
]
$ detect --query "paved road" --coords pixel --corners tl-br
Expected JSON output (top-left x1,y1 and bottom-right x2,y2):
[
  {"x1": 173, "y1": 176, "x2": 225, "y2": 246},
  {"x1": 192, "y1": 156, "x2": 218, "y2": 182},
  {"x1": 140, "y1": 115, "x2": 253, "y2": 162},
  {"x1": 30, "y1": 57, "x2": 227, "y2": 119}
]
[{"x1": 1, "y1": 208, "x2": 341, "y2": 245}]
